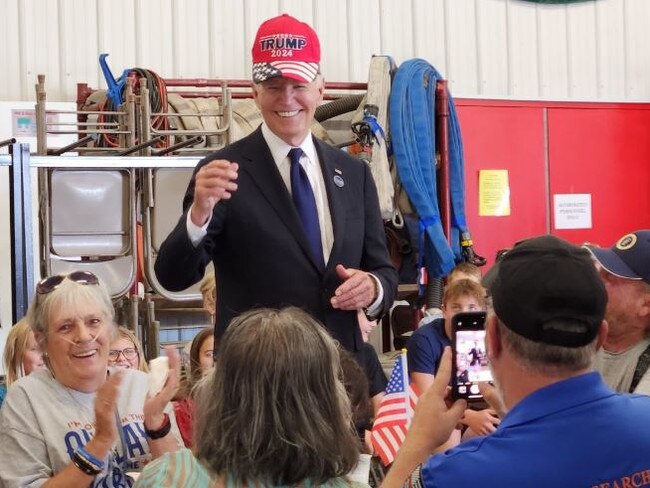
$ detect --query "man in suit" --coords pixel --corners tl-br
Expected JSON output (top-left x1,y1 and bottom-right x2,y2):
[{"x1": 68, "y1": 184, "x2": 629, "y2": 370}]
[{"x1": 154, "y1": 14, "x2": 398, "y2": 353}]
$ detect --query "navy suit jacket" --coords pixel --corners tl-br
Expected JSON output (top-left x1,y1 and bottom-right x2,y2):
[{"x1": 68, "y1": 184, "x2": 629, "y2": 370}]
[{"x1": 154, "y1": 127, "x2": 398, "y2": 351}]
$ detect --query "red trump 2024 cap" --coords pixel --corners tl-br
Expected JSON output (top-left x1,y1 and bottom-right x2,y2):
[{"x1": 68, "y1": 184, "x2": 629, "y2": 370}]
[{"x1": 251, "y1": 14, "x2": 321, "y2": 84}]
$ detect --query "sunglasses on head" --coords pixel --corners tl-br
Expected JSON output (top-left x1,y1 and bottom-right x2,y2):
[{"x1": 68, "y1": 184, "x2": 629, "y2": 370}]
[{"x1": 36, "y1": 271, "x2": 99, "y2": 295}]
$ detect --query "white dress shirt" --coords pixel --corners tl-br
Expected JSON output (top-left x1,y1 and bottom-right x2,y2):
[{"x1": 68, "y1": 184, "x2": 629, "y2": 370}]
[{"x1": 259, "y1": 123, "x2": 334, "y2": 263}]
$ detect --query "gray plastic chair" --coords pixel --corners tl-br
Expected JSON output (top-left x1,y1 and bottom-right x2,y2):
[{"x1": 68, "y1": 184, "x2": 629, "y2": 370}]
[
  {"x1": 142, "y1": 166, "x2": 208, "y2": 301},
  {"x1": 41, "y1": 168, "x2": 137, "y2": 299}
]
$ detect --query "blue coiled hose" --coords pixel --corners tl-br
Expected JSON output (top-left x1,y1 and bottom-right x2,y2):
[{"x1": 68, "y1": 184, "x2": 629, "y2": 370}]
[{"x1": 389, "y1": 59, "x2": 469, "y2": 279}]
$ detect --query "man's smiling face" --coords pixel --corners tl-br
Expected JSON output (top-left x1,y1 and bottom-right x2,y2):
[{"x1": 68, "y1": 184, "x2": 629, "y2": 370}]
[{"x1": 252, "y1": 75, "x2": 324, "y2": 147}]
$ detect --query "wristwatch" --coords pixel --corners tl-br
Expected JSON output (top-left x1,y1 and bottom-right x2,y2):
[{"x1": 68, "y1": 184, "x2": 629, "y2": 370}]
[{"x1": 144, "y1": 413, "x2": 171, "y2": 439}]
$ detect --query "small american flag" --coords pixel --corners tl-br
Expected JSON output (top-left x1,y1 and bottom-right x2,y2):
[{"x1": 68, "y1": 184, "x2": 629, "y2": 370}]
[{"x1": 371, "y1": 350, "x2": 419, "y2": 466}]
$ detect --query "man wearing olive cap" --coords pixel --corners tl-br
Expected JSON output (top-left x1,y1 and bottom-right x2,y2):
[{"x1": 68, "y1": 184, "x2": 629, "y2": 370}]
[{"x1": 585, "y1": 230, "x2": 650, "y2": 394}]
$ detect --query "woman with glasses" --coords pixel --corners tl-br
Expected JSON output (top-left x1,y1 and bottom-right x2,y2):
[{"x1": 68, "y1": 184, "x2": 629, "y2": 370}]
[
  {"x1": 109, "y1": 326, "x2": 149, "y2": 372},
  {"x1": 135, "y1": 307, "x2": 366, "y2": 487},
  {"x1": 0, "y1": 271, "x2": 183, "y2": 487}
]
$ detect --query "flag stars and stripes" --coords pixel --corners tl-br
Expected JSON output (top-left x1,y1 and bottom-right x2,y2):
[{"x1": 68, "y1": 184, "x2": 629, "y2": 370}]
[
  {"x1": 252, "y1": 63, "x2": 283, "y2": 83},
  {"x1": 371, "y1": 351, "x2": 419, "y2": 466}
]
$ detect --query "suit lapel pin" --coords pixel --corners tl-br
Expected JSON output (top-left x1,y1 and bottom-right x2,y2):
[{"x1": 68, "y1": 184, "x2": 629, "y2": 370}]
[{"x1": 333, "y1": 174, "x2": 344, "y2": 188}]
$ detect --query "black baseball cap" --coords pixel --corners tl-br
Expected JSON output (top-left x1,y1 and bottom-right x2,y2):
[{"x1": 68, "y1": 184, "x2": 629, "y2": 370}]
[
  {"x1": 584, "y1": 230, "x2": 650, "y2": 285},
  {"x1": 491, "y1": 235, "x2": 606, "y2": 347},
  {"x1": 482, "y1": 248, "x2": 513, "y2": 291}
]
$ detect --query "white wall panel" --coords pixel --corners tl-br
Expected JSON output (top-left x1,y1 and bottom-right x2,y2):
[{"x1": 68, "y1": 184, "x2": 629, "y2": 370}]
[
  {"x1": 96, "y1": 0, "x2": 137, "y2": 91},
  {"x1": 210, "y1": 1, "x2": 247, "y2": 79},
  {"x1": 412, "y1": 0, "x2": 446, "y2": 74},
  {"x1": 279, "y1": 0, "x2": 313, "y2": 25},
  {"x1": 347, "y1": 0, "x2": 382, "y2": 82},
  {"x1": 0, "y1": 0, "x2": 23, "y2": 101},
  {"x1": 505, "y1": 1, "x2": 539, "y2": 98},
  {"x1": 172, "y1": 0, "x2": 211, "y2": 78},
  {"x1": 22, "y1": 0, "x2": 62, "y2": 100},
  {"x1": 595, "y1": 0, "x2": 625, "y2": 99},
  {"x1": 566, "y1": 2, "x2": 597, "y2": 99},
  {"x1": 3, "y1": 0, "x2": 650, "y2": 103},
  {"x1": 623, "y1": 0, "x2": 650, "y2": 99},
  {"x1": 136, "y1": 0, "x2": 174, "y2": 77},
  {"x1": 476, "y1": 0, "x2": 508, "y2": 97},
  {"x1": 444, "y1": 0, "x2": 478, "y2": 95},
  {"x1": 58, "y1": 0, "x2": 99, "y2": 101},
  {"x1": 314, "y1": 0, "x2": 350, "y2": 82},
  {"x1": 537, "y1": 4, "x2": 569, "y2": 99},
  {"x1": 378, "y1": 0, "x2": 414, "y2": 68}
]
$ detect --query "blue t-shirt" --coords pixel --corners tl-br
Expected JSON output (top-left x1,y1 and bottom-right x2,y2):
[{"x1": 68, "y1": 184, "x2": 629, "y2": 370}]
[
  {"x1": 422, "y1": 372, "x2": 650, "y2": 487},
  {"x1": 406, "y1": 317, "x2": 450, "y2": 376},
  {"x1": 0, "y1": 383, "x2": 6, "y2": 410}
]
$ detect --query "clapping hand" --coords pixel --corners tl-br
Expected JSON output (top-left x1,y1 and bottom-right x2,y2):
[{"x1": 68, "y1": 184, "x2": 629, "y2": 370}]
[{"x1": 143, "y1": 346, "x2": 181, "y2": 431}]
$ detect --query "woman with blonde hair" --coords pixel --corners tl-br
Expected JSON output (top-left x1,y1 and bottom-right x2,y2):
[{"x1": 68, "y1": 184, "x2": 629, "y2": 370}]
[
  {"x1": 136, "y1": 307, "x2": 366, "y2": 487},
  {"x1": 109, "y1": 326, "x2": 149, "y2": 372},
  {"x1": 0, "y1": 318, "x2": 45, "y2": 407},
  {"x1": 199, "y1": 270, "x2": 216, "y2": 318}
]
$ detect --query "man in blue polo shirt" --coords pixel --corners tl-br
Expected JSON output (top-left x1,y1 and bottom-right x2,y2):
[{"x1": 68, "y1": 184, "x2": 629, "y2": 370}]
[{"x1": 382, "y1": 235, "x2": 650, "y2": 487}]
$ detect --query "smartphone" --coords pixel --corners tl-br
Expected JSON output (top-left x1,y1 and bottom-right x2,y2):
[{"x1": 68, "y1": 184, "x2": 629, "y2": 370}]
[{"x1": 451, "y1": 311, "x2": 492, "y2": 402}]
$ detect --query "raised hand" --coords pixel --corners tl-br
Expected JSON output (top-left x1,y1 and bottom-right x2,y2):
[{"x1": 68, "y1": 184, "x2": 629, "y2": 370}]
[
  {"x1": 190, "y1": 160, "x2": 239, "y2": 226},
  {"x1": 143, "y1": 346, "x2": 181, "y2": 431},
  {"x1": 92, "y1": 370, "x2": 124, "y2": 453}
]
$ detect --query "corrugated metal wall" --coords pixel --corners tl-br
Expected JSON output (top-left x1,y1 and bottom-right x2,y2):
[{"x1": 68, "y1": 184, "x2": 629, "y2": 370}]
[{"x1": 1, "y1": 0, "x2": 649, "y2": 102}]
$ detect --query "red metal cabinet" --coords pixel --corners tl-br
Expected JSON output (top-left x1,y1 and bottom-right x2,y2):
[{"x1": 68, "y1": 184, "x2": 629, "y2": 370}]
[{"x1": 454, "y1": 99, "x2": 650, "y2": 267}]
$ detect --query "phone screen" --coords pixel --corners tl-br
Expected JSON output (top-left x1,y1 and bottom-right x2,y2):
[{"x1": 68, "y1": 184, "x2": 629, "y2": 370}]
[{"x1": 452, "y1": 312, "x2": 493, "y2": 401}]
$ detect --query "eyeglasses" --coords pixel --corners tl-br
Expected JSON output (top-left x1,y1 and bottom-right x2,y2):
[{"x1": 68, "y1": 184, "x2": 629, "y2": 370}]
[
  {"x1": 108, "y1": 348, "x2": 138, "y2": 361},
  {"x1": 36, "y1": 271, "x2": 99, "y2": 295}
]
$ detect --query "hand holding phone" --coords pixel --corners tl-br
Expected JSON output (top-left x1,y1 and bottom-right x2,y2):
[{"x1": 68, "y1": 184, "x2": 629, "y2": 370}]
[{"x1": 451, "y1": 311, "x2": 493, "y2": 402}]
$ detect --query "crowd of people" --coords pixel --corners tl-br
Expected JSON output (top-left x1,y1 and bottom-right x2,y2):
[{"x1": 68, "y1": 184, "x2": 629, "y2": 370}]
[
  {"x1": 1, "y1": 11, "x2": 650, "y2": 487},
  {"x1": 3, "y1": 231, "x2": 650, "y2": 486}
]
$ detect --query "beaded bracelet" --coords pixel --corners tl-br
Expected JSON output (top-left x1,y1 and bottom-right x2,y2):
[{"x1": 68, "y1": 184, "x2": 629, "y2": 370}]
[
  {"x1": 77, "y1": 446, "x2": 105, "y2": 469},
  {"x1": 144, "y1": 413, "x2": 171, "y2": 439}
]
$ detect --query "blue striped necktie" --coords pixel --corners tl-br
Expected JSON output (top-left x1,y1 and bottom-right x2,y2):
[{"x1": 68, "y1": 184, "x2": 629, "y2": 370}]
[{"x1": 288, "y1": 147, "x2": 324, "y2": 266}]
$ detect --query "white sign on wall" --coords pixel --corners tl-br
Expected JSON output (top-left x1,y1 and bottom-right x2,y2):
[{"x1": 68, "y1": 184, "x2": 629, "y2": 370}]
[{"x1": 553, "y1": 193, "x2": 592, "y2": 230}]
